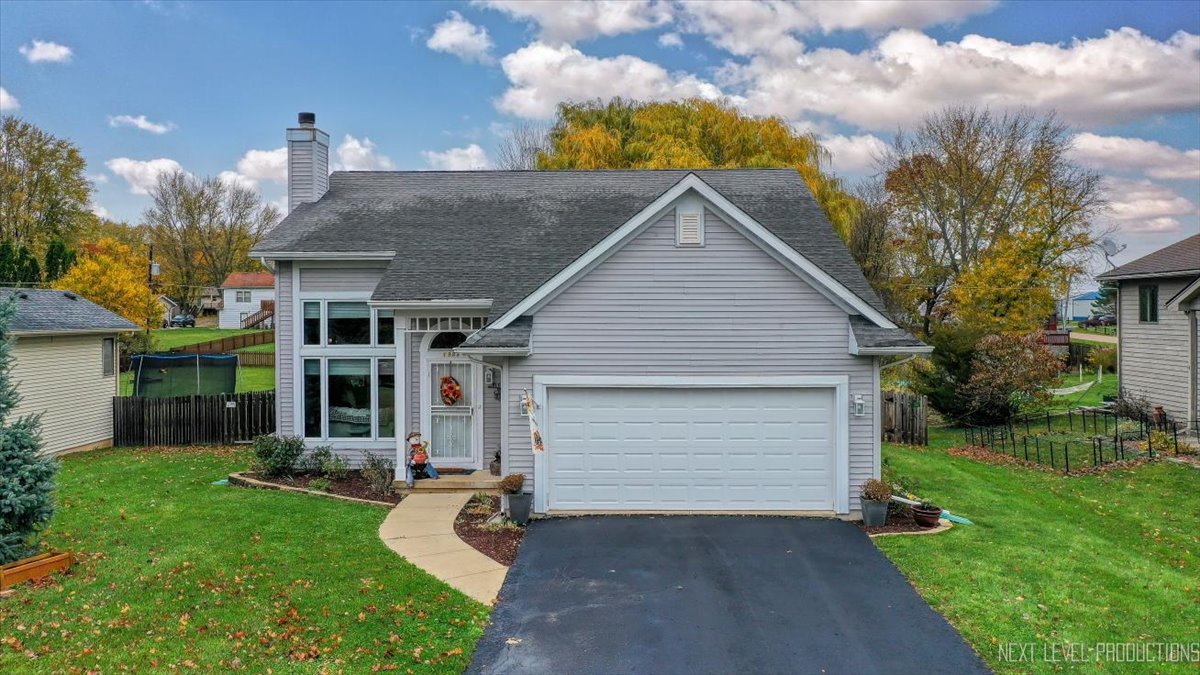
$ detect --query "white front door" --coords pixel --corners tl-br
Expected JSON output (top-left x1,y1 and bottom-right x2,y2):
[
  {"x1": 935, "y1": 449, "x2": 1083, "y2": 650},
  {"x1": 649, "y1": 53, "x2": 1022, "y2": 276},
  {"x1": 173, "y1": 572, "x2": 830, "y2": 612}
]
[{"x1": 421, "y1": 355, "x2": 482, "y2": 468}]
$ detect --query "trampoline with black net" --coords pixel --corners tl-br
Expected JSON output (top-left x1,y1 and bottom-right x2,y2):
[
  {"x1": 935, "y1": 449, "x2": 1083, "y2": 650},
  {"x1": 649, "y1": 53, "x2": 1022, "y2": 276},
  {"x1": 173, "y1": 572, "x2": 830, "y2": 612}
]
[{"x1": 130, "y1": 354, "x2": 239, "y2": 397}]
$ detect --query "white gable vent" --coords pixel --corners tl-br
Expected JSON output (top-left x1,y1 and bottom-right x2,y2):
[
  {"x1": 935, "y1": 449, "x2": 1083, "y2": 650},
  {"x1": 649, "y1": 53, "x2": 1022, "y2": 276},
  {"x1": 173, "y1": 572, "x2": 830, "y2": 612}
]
[{"x1": 676, "y1": 208, "x2": 704, "y2": 246}]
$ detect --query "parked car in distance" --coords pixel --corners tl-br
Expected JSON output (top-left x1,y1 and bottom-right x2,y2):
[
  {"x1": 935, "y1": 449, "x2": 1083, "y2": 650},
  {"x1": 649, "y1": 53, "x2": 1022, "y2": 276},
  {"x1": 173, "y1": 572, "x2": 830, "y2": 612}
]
[
  {"x1": 1079, "y1": 314, "x2": 1116, "y2": 328},
  {"x1": 168, "y1": 314, "x2": 196, "y2": 328}
]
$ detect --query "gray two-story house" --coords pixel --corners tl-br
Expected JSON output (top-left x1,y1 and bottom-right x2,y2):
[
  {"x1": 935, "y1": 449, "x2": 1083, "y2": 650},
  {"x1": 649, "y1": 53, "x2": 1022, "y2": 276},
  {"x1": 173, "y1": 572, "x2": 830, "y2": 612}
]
[
  {"x1": 251, "y1": 113, "x2": 929, "y2": 518},
  {"x1": 1096, "y1": 234, "x2": 1200, "y2": 432}
]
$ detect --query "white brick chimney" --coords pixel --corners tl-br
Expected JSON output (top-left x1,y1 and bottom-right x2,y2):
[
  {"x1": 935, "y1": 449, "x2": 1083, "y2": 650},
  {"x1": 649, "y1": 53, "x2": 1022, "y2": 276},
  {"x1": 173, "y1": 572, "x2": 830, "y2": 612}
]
[{"x1": 287, "y1": 112, "x2": 329, "y2": 213}]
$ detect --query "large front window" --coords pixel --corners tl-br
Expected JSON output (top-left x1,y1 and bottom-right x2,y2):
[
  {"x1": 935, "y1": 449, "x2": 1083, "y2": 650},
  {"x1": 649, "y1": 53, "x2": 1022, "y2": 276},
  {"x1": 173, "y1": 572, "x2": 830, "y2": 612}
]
[{"x1": 299, "y1": 300, "x2": 397, "y2": 441}]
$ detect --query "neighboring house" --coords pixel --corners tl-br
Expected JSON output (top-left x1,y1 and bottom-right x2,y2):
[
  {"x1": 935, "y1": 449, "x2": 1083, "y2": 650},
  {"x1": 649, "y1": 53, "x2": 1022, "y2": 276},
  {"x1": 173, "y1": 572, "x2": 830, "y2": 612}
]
[
  {"x1": 157, "y1": 294, "x2": 182, "y2": 325},
  {"x1": 251, "y1": 113, "x2": 930, "y2": 518},
  {"x1": 1068, "y1": 290, "x2": 1102, "y2": 321},
  {"x1": 1096, "y1": 234, "x2": 1200, "y2": 432},
  {"x1": 218, "y1": 272, "x2": 275, "y2": 329},
  {"x1": 3, "y1": 289, "x2": 138, "y2": 455}
]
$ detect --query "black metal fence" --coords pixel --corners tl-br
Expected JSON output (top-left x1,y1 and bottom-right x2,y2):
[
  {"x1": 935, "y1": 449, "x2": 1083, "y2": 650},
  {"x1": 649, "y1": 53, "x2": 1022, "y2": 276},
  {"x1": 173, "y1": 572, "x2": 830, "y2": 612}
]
[
  {"x1": 964, "y1": 408, "x2": 1182, "y2": 473},
  {"x1": 113, "y1": 391, "x2": 275, "y2": 447}
]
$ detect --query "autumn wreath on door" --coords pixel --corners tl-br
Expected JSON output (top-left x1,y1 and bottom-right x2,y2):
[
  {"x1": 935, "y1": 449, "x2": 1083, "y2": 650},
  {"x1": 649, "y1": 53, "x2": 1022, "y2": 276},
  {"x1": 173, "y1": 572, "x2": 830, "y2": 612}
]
[{"x1": 440, "y1": 375, "x2": 464, "y2": 406}]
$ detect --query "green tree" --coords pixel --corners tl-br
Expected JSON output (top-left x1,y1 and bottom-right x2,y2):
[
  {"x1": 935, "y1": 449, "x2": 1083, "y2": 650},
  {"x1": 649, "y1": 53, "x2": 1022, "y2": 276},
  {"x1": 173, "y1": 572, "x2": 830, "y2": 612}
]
[
  {"x1": 43, "y1": 238, "x2": 76, "y2": 282},
  {"x1": 0, "y1": 295, "x2": 57, "y2": 564},
  {"x1": 0, "y1": 239, "x2": 43, "y2": 285},
  {"x1": 1092, "y1": 283, "x2": 1116, "y2": 317},
  {"x1": 529, "y1": 98, "x2": 859, "y2": 239},
  {"x1": 0, "y1": 116, "x2": 92, "y2": 255}
]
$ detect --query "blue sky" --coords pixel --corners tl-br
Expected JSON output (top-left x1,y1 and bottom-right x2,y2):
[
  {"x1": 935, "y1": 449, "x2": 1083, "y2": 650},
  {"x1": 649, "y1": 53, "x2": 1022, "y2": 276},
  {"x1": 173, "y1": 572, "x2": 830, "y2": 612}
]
[{"x1": 1, "y1": 0, "x2": 1197, "y2": 272}]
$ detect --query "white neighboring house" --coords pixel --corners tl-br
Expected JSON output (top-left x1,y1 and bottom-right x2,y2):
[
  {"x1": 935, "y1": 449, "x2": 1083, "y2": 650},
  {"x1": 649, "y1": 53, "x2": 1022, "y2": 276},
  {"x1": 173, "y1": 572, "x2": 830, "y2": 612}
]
[
  {"x1": 218, "y1": 271, "x2": 275, "y2": 329},
  {"x1": 4, "y1": 288, "x2": 138, "y2": 456}
]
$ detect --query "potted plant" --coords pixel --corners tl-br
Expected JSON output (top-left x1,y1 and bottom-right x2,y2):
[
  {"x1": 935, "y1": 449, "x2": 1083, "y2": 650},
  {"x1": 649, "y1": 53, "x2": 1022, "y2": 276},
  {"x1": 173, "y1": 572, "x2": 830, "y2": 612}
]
[
  {"x1": 859, "y1": 479, "x2": 891, "y2": 527},
  {"x1": 912, "y1": 500, "x2": 943, "y2": 528},
  {"x1": 500, "y1": 473, "x2": 532, "y2": 525}
]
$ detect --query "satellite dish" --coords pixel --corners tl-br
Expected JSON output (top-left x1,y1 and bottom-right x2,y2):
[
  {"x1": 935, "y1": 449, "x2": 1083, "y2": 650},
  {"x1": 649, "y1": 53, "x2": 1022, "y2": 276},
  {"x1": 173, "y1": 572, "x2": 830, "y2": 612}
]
[{"x1": 1099, "y1": 237, "x2": 1126, "y2": 270}]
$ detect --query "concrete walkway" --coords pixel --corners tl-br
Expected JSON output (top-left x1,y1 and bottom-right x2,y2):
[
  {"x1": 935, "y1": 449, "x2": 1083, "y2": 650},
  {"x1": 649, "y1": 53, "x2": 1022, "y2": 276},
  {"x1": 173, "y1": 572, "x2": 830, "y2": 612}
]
[{"x1": 378, "y1": 493, "x2": 507, "y2": 605}]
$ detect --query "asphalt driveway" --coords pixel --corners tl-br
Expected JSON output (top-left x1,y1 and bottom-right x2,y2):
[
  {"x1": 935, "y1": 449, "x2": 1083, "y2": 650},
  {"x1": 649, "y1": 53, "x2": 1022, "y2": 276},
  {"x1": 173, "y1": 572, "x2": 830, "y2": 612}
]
[{"x1": 468, "y1": 516, "x2": 988, "y2": 675}]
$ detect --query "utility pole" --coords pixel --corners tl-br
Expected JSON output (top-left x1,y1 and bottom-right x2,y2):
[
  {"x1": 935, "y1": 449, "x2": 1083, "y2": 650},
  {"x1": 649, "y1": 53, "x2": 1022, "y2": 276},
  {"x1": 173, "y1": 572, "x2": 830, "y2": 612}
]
[{"x1": 146, "y1": 242, "x2": 160, "y2": 339}]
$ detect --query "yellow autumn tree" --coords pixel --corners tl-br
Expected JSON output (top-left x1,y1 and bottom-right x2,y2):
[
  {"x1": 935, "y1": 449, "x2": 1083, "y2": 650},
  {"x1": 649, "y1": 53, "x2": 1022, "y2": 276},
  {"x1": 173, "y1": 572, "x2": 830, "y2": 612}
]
[
  {"x1": 533, "y1": 98, "x2": 859, "y2": 239},
  {"x1": 54, "y1": 237, "x2": 159, "y2": 328}
]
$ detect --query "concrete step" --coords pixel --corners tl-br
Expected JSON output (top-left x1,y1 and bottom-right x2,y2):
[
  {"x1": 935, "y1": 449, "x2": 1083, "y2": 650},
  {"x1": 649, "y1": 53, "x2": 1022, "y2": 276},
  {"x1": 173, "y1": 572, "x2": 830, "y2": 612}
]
[{"x1": 394, "y1": 472, "x2": 502, "y2": 494}]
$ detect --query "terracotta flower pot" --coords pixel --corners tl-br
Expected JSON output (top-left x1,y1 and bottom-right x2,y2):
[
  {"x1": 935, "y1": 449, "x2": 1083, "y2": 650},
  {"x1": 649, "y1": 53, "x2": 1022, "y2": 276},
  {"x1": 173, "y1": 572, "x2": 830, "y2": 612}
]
[{"x1": 912, "y1": 506, "x2": 943, "y2": 528}]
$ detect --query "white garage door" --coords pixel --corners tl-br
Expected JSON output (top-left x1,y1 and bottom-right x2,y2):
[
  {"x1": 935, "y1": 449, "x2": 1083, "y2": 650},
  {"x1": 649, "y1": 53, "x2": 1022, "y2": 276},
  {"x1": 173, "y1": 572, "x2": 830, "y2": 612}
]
[{"x1": 545, "y1": 387, "x2": 836, "y2": 511}]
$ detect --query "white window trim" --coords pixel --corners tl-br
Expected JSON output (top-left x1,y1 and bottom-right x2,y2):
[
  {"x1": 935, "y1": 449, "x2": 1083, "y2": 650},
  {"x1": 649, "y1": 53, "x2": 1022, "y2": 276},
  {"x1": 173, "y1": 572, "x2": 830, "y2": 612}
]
[
  {"x1": 530, "y1": 374, "x2": 851, "y2": 516},
  {"x1": 488, "y1": 173, "x2": 897, "y2": 331}
]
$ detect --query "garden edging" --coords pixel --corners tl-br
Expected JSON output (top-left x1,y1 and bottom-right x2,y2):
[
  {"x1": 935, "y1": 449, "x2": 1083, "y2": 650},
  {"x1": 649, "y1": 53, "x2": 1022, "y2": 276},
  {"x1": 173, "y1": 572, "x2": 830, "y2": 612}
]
[
  {"x1": 868, "y1": 520, "x2": 954, "y2": 538},
  {"x1": 227, "y1": 472, "x2": 396, "y2": 507}
]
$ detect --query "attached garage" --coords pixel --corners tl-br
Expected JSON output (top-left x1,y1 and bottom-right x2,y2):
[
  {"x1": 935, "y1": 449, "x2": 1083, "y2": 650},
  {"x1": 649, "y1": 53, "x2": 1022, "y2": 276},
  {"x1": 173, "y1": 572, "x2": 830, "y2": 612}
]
[{"x1": 533, "y1": 376, "x2": 849, "y2": 514}]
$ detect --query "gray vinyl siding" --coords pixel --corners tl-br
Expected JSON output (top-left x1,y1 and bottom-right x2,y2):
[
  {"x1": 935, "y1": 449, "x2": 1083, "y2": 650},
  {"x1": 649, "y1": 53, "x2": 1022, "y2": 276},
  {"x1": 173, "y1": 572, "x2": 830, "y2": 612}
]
[
  {"x1": 505, "y1": 207, "x2": 878, "y2": 512},
  {"x1": 1118, "y1": 277, "x2": 1192, "y2": 422},
  {"x1": 299, "y1": 263, "x2": 388, "y2": 293},
  {"x1": 276, "y1": 261, "x2": 293, "y2": 435},
  {"x1": 12, "y1": 334, "x2": 119, "y2": 455}
]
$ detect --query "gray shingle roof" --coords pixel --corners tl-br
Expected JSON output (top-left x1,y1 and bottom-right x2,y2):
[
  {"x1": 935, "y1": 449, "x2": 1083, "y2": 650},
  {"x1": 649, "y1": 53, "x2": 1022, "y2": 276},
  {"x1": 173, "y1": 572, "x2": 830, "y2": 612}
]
[
  {"x1": 255, "y1": 170, "x2": 888, "y2": 322},
  {"x1": 2, "y1": 288, "x2": 140, "y2": 334},
  {"x1": 1096, "y1": 234, "x2": 1200, "y2": 281},
  {"x1": 460, "y1": 316, "x2": 531, "y2": 350},
  {"x1": 849, "y1": 316, "x2": 928, "y2": 350}
]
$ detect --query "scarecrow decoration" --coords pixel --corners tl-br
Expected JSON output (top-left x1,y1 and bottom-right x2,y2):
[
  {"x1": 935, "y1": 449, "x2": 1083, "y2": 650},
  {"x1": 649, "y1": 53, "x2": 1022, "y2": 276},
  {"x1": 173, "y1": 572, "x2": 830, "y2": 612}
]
[{"x1": 404, "y1": 431, "x2": 438, "y2": 487}]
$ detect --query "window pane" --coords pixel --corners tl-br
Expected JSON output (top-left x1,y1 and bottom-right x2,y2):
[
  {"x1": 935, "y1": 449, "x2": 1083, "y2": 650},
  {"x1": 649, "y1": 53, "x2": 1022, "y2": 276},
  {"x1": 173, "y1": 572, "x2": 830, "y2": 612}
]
[
  {"x1": 102, "y1": 338, "x2": 115, "y2": 377},
  {"x1": 303, "y1": 302, "x2": 321, "y2": 345},
  {"x1": 377, "y1": 310, "x2": 395, "y2": 345},
  {"x1": 327, "y1": 302, "x2": 370, "y2": 345},
  {"x1": 328, "y1": 359, "x2": 371, "y2": 438},
  {"x1": 378, "y1": 359, "x2": 395, "y2": 438},
  {"x1": 304, "y1": 359, "x2": 322, "y2": 437}
]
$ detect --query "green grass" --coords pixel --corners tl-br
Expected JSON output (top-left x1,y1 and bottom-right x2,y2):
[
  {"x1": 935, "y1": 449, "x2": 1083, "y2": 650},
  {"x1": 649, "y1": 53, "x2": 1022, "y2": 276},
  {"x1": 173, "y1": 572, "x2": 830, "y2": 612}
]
[
  {"x1": 119, "y1": 367, "x2": 275, "y2": 396},
  {"x1": 151, "y1": 328, "x2": 266, "y2": 351},
  {"x1": 236, "y1": 342, "x2": 276, "y2": 354},
  {"x1": 1047, "y1": 371, "x2": 1118, "y2": 410},
  {"x1": 1071, "y1": 325, "x2": 1118, "y2": 337},
  {"x1": 878, "y1": 429, "x2": 1199, "y2": 673},
  {"x1": 0, "y1": 448, "x2": 487, "y2": 672}
]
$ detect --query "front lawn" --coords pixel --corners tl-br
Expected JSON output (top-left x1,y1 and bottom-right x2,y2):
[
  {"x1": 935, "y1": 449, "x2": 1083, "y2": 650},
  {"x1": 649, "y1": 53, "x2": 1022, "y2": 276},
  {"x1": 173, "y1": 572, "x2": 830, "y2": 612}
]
[
  {"x1": 878, "y1": 429, "x2": 1198, "y2": 673},
  {"x1": 236, "y1": 342, "x2": 276, "y2": 354},
  {"x1": 0, "y1": 447, "x2": 486, "y2": 672},
  {"x1": 1047, "y1": 371, "x2": 1118, "y2": 410}
]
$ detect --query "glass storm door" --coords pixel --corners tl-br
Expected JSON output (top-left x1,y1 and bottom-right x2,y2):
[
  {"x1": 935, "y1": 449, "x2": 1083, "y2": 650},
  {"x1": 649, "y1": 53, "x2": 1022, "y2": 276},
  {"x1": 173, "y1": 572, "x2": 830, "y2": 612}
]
[{"x1": 427, "y1": 360, "x2": 476, "y2": 463}]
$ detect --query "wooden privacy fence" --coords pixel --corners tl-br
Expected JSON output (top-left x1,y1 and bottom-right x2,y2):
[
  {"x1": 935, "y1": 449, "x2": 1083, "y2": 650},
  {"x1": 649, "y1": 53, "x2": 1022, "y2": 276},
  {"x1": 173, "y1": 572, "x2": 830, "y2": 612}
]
[
  {"x1": 881, "y1": 391, "x2": 928, "y2": 445},
  {"x1": 113, "y1": 391, "x2": 275, "y2": 447},
  {"x1": 236, "y1": 351, "x2": 274, "y2": 367},
  {"x1": 172, "y1": 330, "x2": 273, "y2": 355}
]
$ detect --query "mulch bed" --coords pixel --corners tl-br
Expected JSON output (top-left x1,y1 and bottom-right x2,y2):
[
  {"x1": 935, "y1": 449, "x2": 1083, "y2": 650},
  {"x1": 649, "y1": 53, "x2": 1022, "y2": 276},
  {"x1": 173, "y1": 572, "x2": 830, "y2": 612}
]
[
  {"x1": 855, "y1": 506, "x2": 934, "y2": 535},
  {"x1": 242, "y1": 471, "x2": 402, "y2": 505},
  {"x1": 454, "y1": 495, "x2": 524, "y2": 566}
]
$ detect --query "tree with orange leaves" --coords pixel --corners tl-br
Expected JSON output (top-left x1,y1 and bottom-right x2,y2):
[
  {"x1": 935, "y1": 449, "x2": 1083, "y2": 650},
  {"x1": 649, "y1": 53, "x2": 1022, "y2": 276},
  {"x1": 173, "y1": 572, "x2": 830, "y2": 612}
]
[{"x1": 53, "y1": 237, "x2": 159, "y2": 329}]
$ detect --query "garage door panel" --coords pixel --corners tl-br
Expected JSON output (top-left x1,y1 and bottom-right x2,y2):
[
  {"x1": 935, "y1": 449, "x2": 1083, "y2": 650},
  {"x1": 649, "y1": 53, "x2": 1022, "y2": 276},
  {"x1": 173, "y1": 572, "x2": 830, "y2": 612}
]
[{"x1": 546, "y1": 386, "x2": 836, "y2": 512}]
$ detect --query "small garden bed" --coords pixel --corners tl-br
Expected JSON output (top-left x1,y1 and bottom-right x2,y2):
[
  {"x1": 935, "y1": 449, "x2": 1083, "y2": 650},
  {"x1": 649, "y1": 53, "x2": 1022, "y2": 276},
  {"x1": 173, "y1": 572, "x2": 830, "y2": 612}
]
[
  {"x1": 232, "y1": 470, "x2": 401, "y2": 505},
  {"x1": 454, "y1": 494, "x2": 524, "y2": 566},
  {"x1": 856, "y1": 504, "x2": 937, "y2": 536}
]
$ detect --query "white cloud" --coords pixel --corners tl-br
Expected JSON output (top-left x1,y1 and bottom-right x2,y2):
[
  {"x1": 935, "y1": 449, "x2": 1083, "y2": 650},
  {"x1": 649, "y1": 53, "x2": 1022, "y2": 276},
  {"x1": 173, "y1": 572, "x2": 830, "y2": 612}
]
[
  {"x1": 427, "y1": 11, "x2": 494, "y2": 63},
  {"x1": 722, "y1": 27, "x2": 1200, "y2": 130},
  {"x1": 658, "y1": 32, "x2": 683, "y2": 48},
  {"x1": 89, "y1": 203, "x2": 111, "y2": 219},
  {"x1": 105, "y1": 157, "x2": 184, "y2": 195},
  {"x1": 19, "y1": 39, "x2": 73, "y2": 64},
  {"x1": 217, "y1": 170, "x2": 258, "y2": 191},
  {"x1": 87, "y1": 173, "x2": 109, "y2": 184},
  {"x1": 421, "y1": 144, "x2": 493, "y2": 170},
  {"x1": 108, "y1": 114, "x2": 176, "y2": 135},
  {"x1": 1071, "y1": 133, "x2": 1200, "y2": 181},
  {"x1": 497, "y1": 41, "x2": 722, "y2": 119},
  {"x1": 821, "y1": 133, "x2": 888, "y2": 174},
  {"x1": 235, "y1": 147, "x2": 288, "y2": 184},
  {"x1": 335, "y1": 135, "x2": 395, "y2": 171},
  {"x1": 0, "y1": 87, "x2": 18, "y2": 111},
  {"x1": 1103, "y1": 177, "x2": 1198, "y2": 233},
  {"x1": 479, "y1": 0, "x2": 672, "y2": 43}
]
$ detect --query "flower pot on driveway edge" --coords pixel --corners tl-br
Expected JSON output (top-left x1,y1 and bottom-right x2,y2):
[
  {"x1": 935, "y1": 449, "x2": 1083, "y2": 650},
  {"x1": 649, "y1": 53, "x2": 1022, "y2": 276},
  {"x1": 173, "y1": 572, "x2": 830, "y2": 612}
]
[
  {"x1": 862, "y1": 499, "x2": 888, "y2": 527},
  {"x1": 506, "y1": 493, "x2": 533, "y2": 525}
]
